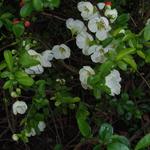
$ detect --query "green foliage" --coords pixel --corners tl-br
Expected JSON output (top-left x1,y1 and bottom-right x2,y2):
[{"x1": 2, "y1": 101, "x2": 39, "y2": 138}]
[{"x1": 135, "y1": 133, "x2": 150, "y2": 150}]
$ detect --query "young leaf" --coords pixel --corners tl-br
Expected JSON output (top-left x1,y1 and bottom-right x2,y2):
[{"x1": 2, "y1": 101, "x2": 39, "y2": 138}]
[
  {"x1": 123, "y1": 55, "x2": 137, "y2": 71},
  {"x1": 93, "y1": 144, "x2": 101, "y2": 150},
  {"x1": 4, "y1": 50, "x2": 13, "y2": 71},
  {"x1": 20, "y1": 3, "x2": 33, "y2": 17},
  {"x1": 3, "y1": 80, "x2": 13, "y2": 89},
  {"x1": 99, "y1": 123, "x2": 113, "y2": 143},
  {"x1": 116, "y1": 48, "x2": 136, "y2": 61},
  {"x1": 77, "y1": 117, "x2": 92, "y2": 138},
  {"x1": 12, "y1": 23, "x2": 25, "y2": 37},
  {"x1": 33, "y1": 0, "x2": 43, "y2": 11},
  {"x1": 19, "y1": 51, "x2": 40, "y2": 68},
  {"x1": 15, "y1": 71, "x2": 34, "y2": 86},
  {"x1": 144, "y1": 24, "x2": 150, "y2": 41},
  {"x1": 135, "y1": 133, "x2": 150, "y2": 150}
]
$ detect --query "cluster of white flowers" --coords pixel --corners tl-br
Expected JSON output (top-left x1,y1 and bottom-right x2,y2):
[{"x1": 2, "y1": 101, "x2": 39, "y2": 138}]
[
  {"x1": 25, "y1": 44, "x2": 71, "y2": 75},
  {"x1": 26, "y1": 121, "x2": 46, "y2": 137},
  {"x1": 66, "y1": 1, "x2": 117, "y2": 64},
  {"x1": 12, "y1": 121, "x2": 46, "y2": 141},
  {"x1": 67, "y1": 1, "x2": 122, "y2": 96}
]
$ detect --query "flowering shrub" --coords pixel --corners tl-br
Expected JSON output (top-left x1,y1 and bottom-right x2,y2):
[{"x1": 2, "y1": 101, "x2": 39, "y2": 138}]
[{"x1": 0, "y1": 0, "x2": 150, "y2": 149}]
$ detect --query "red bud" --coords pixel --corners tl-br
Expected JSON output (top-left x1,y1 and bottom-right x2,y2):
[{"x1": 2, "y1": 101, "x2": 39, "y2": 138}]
[
  {"x1": 24, "y1": 21, "x2": 31, "y2": 28},
  {"x1": 105, "y1": 1, "x2": 112, "y2": 6}
]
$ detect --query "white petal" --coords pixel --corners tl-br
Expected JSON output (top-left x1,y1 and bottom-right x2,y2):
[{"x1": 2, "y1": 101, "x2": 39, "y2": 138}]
[
  {"x1": 96, "y1": 30, "x2": 108, "y2": 41},
  {"x1": 97, "y1": 2, "x2": 105, "y2": 10}
]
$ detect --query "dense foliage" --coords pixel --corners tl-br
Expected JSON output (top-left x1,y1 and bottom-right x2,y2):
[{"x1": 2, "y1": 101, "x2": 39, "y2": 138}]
[{"x1": 0, "y1": 0, "x2": 150, "y2": 150}]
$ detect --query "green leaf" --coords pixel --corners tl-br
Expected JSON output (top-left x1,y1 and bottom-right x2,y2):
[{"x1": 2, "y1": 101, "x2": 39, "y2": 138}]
[
  {"x1": 12, "y1": 23, "x2": 25, "y2": 37},
  {"x1": 4, "y1": 50, "x2": 13, "y2": 71},
  {"x1": 3, "y1": 80, "x2": 13, "y2": 89},
  {"x1": 111, "y1": 135, "x2": 130, "y2": 147},
  {"x1": 137, "y1": 50, "x2": 145, "y2": 59},
  {"x1": 50, "y1": 0, "x2": 60, "y2": 8},
  {"x1": 116, "y1": 48, "x2": 136, "y2": 61},
  {"x1": 20, "y1": 3, "x2": 33, "y2": 17},
  {"x1": 123, "y1": 55, "x2": 137, "y2": 71},
  {"x1": 99, "y1": 123, "x2": 113, "y2": 143},
  {"x1": 98, "y1": 60, "x2": 115, "y2": 79},
  {"x1": 93, "y1": 144, "x2": 101, "y2": 150},
  {"x1": 135, "y1": 133, "x2": 150, "y2": 150},
  {"x1": 117, "y1": 61, "x2": 127, "y2": 71},
  {"x1": 15, "y1": 71, "x2": 34, "y2": 86},
  {"x1": 19, "y1": 51, "x2": 40, "y2": 68},
  {"x1": 144, "y1": 24, "x2": 150, "y2": 41},
  {"x1": 0, "y1": 62, "x2": 6, "y2": 71},
  {"x1": 107, "y1": 142, "x2": 130, "y2": 150},
  {"x1": 115, "y1": 13, "x2": 130, "y2": 27},
  {"x1": 77, "y1": 117, "x2": 91, "y2": 138},
  {"x1": 54, "y1": 144, "x2": 63, "y2": 150},
  {"x1": 62, "y1": 97, "x2": 80, "y2": 103},
  {"x1": 33, "y1": 0, "x2": 43, "y2": 11}
]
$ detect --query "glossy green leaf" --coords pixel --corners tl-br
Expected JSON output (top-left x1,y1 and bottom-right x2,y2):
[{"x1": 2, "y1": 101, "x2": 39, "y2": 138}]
[
  {"x1": 4, "y1": 50, "x2": 13, "y2": 71},
  {"x1": 111, "y1": 135, "x2": 130, "y2": 147},
  {"x1": 107, "y1": 142, "x2": 130, "y2": 150},
  {"x1": 135, "y1": 133, "x2": 150, "y2": 150},
  {"x1": 99, "y1": 123, "x2": 113, "y2": 142}
]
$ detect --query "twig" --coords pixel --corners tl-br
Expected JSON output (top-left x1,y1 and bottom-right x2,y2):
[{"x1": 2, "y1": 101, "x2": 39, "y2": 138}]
[
  {"x1": 137, "y1": 71, "x2": 150, "y2": 89},
  {"x1": 41, "y1": 12, "x2": 66, "y2": 22},
  {"x1": 73, "y1": 138, "x2": 99, "y2": 150},
  {"x1": 129, "y1": 121, "x2": 150, "y2": 142},
  {"x1": 57, "y1": 60, "x2": 78, "y2": 75},
  {"x1": 0, "y1": 42, "x2": 18, "y2": 52}
]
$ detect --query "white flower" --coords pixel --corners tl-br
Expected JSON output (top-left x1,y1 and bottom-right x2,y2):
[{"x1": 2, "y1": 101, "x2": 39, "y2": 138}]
[
  {"x1": 12, "y1": 134, "x2": 19, "y2": 141},
  {"x1": 12, "y1": 101, "x2": 28, "y2": 115},
  {"x1": 77, "y1": 1, "x2": 94, "y2": 20},
  {"x1": 41, "y1": 50, "x2": 53, "y2": 67},
  {"x1": 76, "y1": 31, "x2": 93, "y2": 55},
  {"x1": 91, "y1": 46, "x2": 106, "y2": 63},
  {"x1": 38, "y1": 121, "x2": 46, "y2": 132},
  {"x1": 105, "y1": 69, "x2": 121, "y2": 96},
  {"x1": 25, "y1": 64, "x2": 44, "y2": 74},
  {"x1": 88, "y1": 17, "x2": 111, "y2": 41},
  {"x1": 79, "y1": 66, "x2": 95, "y2": 89},
  {"x1": 66, "y1": 18, "x2": 87, "y2": 35},
  {"x1": 52, "y1": 44, "x2": 71, "y2": 59},
  {"x1": 26, "y1": 128, "x2": 36, "y2": 137},
  {"x1": 97, "y1": 2, "x2": 105, "y2": 10},
  {"x1": 104, "y1": 9, "x2": 118, "y2": 23}
]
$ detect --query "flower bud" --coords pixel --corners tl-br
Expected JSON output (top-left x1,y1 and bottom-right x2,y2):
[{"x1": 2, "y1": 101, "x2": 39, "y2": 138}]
[
  {"x1": 12, "y1": 134, "x2": 19, "y2": 141},
  {"x1": 11, "y1": 91, "x2": 18, "y2": 98}
]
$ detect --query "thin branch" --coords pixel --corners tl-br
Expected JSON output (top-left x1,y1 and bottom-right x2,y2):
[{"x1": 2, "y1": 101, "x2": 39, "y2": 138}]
[{"x1": 41, "y1": 12, "x2": 66, "y2": 22}]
